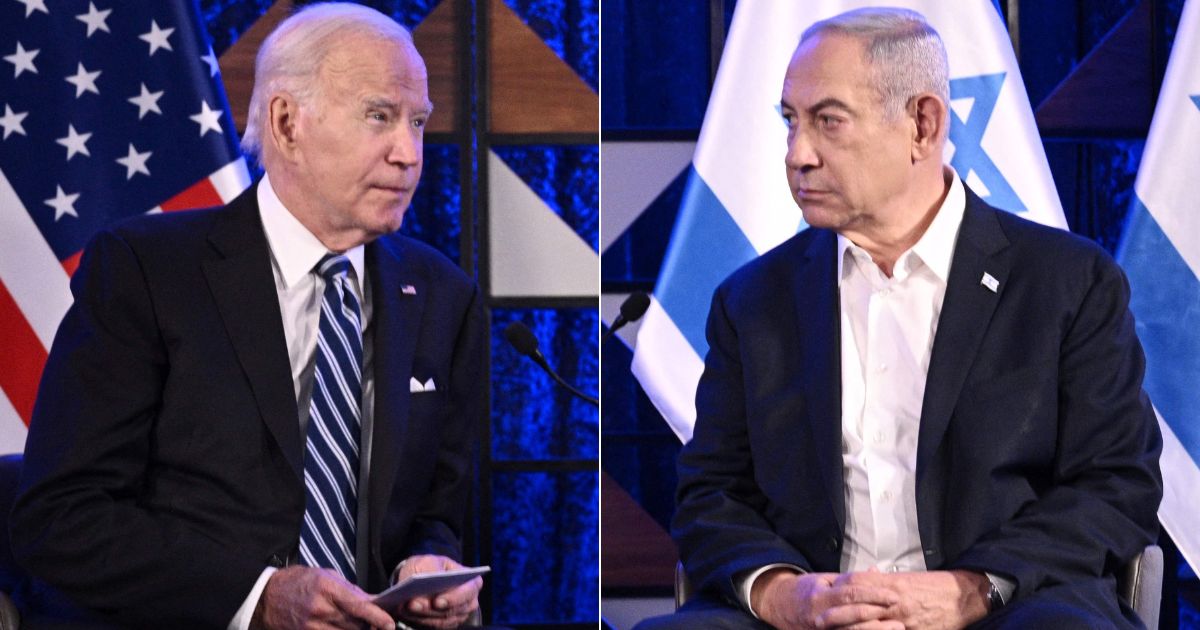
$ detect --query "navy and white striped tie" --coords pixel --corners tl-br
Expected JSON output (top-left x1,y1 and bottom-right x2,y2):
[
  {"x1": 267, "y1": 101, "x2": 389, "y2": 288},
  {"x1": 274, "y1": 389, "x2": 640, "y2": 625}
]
[{"x1": 299, "y1": 254, "x2": 363, "y2": 581}]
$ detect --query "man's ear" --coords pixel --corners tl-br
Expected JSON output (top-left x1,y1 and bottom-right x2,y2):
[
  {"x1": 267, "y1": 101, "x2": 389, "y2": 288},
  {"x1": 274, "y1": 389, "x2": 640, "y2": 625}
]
[
  {"x1": 910, "y1": 93, "x2": 947, "y2": 162},
  {"x1": 267, "y1": 93, "x2": 301, "y2": 161}
]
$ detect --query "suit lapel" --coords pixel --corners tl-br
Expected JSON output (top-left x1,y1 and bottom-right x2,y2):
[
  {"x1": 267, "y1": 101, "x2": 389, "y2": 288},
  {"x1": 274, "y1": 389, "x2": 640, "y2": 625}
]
[
  {"x1": 365, "y1": 236, "x2": 427, "y2": 550},
  {"x1": 201, "y1": 186, "x2": 303, "y2": 480},
  {"x1": 917, "y1": 190, "x2": 1012, "y2": 484},
  {"x1": 794, "y1": 230, "x2": 846, "y2": 531}
]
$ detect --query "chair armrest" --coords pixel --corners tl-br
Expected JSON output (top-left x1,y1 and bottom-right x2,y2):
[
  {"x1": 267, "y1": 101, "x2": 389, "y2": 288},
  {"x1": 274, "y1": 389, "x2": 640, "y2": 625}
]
[
  {"x1": 674, "y1": 561, "x2": 692, "y2": 610},
  {"x1": 0, "y1": 591, "x2": 19, "y2": 630},
  {"x1": 1119, "y1": 544, "x2": 1163, "y2": 629}
]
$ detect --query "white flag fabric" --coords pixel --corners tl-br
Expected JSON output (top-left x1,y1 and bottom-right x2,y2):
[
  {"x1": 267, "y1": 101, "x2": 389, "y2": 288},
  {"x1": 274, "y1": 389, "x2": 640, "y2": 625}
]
[
  {"x1": 632, "y1": 0, "x2": 1066, "y2": 442},
  {"x1": 1116, "y1": 0, "x2": 1200, "y2": 573}
]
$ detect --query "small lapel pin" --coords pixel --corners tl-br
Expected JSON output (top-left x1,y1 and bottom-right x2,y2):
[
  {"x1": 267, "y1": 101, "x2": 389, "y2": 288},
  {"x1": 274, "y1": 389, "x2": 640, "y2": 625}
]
[
  {"x1": 980, "y1": 272, "x2": 999, "y2": 293},
  {"x1": 401, "y1": 284, "x2": 417, "y2": 295}
]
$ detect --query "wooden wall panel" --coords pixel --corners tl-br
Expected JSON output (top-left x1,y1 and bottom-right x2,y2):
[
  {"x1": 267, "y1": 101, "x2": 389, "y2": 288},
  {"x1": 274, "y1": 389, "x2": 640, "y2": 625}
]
[
  {"x1": 601, "y1": 471, "x2": 677, "y2": 590},
  {"x1": 1035, "y1": 1, "x2": 1153, "y2": 136},
  {"x1": 413, "y1": 0, "x2": 462, "y2": 134},
  {"x1": 488, "y1": 0, "x2": 598, "y2": 134}
]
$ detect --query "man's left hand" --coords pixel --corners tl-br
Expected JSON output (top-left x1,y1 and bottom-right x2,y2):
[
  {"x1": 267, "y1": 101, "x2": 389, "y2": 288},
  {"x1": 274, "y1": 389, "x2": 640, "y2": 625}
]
[
  {"x1": 390, "y1": 554, "x2": 482, "y2": 629},
  {"x1": 833, "y1": 569, "x2": 991, "y2": 630}
]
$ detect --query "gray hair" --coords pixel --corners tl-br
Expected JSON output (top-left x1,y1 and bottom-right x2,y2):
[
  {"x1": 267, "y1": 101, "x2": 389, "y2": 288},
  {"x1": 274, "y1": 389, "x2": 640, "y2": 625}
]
[
  {"x1": 241, "y1": 2, "x2": 415, "y2": 160},
  {"x1": 800, "y1": 7, "x2": 949, "y2": 121}
]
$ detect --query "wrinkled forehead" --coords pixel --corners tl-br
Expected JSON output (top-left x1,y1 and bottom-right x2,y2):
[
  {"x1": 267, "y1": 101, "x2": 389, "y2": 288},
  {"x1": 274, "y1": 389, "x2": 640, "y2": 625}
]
[
  {"x1": 786, "y1": 32, "x2": 869, "y2": 79},
  {"x1": 781, "y1": 32, "x2": 882, "y2": 111},
  {"x1": 319, "y1": 33, "x2": 428, "y2": 86}
]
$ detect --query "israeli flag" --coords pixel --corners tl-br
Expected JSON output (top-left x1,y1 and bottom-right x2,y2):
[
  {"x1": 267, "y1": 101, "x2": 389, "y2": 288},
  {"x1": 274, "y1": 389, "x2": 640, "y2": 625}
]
[
  {"x1": 632, "y1": 0, "x2": 1066, "y2": 442},
  {"x1": 1117, "y1": 0, "x2": 1200, "y2": 573}
]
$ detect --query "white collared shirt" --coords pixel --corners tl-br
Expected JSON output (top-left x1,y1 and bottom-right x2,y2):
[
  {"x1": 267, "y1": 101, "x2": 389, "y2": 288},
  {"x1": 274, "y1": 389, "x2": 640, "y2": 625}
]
[
  {"x1": 227, "y1": 174, "x2": 376, "y2": 630},
  {"x1": 257, "y1": 172, "x2": 372, "y2": 431},
  {"x1": 836, "y1": 170, "x2": 964, "y2": 573}
]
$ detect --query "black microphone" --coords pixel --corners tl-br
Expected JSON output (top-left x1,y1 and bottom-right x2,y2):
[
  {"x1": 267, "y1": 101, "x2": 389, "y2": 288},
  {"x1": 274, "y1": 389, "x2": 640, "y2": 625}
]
[
  {"x1": 503, "y1": 322, "x2": 599, "y2": 406},
  {"x1": 601, "y1": 291, "x2": 650, "y2": 345}
]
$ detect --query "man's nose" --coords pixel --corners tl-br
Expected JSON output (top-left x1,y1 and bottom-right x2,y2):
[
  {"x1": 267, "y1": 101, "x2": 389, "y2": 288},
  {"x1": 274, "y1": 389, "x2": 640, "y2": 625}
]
[
  {"x1": 785, "y1": 128, "x2": 819, "y2": 171},
  {"x1": 387, "y1": 126, "x2": 421, "y2": 167}
]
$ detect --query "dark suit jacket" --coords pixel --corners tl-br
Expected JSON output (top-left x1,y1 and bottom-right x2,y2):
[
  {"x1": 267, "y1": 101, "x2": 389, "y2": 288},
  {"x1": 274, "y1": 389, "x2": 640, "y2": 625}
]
[
  {"x1": 673, "y1": 189, "x2": 1163, "y2": 625},
  {"x1": 9, "y1": 184, "x2": 485, "y2": 628}
]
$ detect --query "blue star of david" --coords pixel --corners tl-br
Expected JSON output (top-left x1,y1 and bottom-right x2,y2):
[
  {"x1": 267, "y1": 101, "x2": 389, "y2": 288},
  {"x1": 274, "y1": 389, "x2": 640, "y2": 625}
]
[
  {"x1": 948, "y1": 73, "x2": 1027, "y2": 215},
  {"x1": 1191, "y1": 95, "x2": 1200, "y2": 111}
]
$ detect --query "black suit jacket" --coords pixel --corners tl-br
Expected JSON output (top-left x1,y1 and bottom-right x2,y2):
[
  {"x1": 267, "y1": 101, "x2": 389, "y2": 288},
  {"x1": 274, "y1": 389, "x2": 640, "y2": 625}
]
[
  {"x1": 10, "y1": 184, "x2": 485, "y2": 628},
  {"x1": 673, "y1": 189, "x2": 1162, "y2": 625}
]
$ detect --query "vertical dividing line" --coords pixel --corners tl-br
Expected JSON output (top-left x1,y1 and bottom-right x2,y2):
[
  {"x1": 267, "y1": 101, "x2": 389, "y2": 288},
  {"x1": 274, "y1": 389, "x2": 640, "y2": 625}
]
[
  {"x1": 459, "y1": 0, "x2": 478, "y2": 280},
  {"x1": 708, "y1": 0, "x2": 726, "y2": 87},
  {"x1": 471, "y1": 0, "x2": 496, "y2": 622},
  {"x1": 1006, "y1": 0, "x2": 1021, "y2": 64},
  {"x1": 454, "y1": 0, "x2": 482, "y2": 581}
]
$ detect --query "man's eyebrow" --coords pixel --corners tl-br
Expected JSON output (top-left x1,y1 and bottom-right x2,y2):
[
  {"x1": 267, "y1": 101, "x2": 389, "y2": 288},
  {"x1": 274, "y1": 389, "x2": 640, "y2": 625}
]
[
  {"x1": 807, "y1": 97, "x2": 854, "y2": 115},
  {"x1": 360, "y1": 97, "x2": 434, "y2": 117},
  {"x1": 362, "y1": 97, "x2": 399, "y2": 111}
]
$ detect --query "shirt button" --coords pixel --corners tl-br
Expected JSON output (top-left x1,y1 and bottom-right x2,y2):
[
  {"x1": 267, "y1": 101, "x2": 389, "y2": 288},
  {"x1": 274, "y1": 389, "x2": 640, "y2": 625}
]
[
  {"x1": 877, "y1": 363, "x2": 888, "y2": 373},
  {"x1": 881, "y1": 490, "x2": 893, "y2": 501},
  {"x1": 889, "y1": 565, "x2": 900, "y2": 573},
  {"x1": 873, "y1": 430, "x2": 885, "y2": 444}
]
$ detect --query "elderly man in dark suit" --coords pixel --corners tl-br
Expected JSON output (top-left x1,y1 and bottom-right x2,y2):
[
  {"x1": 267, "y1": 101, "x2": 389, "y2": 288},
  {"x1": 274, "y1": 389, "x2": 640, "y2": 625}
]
[
  {"x1": 11, "y1": 4, "x2": 484, "y2": 629},
  {"x1": 638, "y1": 7, "x2": 1161, "y2": 630}
]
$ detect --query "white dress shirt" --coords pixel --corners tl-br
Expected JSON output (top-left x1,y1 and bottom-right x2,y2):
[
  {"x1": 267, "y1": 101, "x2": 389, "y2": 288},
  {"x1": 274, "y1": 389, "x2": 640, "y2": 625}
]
[
  {"x1": 739, "y1": 171, "x2": 1010, "y2": 614},
  {"x1": 228, "y1": 174, "x2": 374, "y2": 630},
  {"x1": 836, "y1": 171, "x2": 964, "y2": 573}
]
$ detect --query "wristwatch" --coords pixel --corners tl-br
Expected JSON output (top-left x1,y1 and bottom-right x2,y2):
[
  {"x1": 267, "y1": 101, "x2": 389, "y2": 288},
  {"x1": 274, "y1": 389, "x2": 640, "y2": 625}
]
[{"x1": 986, "y1": 579, "x2": 1005, "y2": 612}]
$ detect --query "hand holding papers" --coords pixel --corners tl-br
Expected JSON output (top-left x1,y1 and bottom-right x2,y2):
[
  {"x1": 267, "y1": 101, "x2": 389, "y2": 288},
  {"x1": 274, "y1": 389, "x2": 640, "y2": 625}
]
[{"x1": 373, "y1": 565, "x2": 490, "y2": 610}]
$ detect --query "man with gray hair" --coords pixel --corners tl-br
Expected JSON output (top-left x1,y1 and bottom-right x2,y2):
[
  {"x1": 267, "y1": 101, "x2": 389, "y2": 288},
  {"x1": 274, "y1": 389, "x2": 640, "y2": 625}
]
[
  {"x1": 12, "y1": 3, "x2": 485, "y2": 629},
  {"x1": 638, "y1": 7, "x2": 1160, "y2": 630}
]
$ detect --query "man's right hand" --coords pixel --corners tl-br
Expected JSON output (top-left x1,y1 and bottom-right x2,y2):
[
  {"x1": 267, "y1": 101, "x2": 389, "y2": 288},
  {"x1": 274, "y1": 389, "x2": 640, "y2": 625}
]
[
  {"x1": 252, "y1": 566, "x2": 395, "y2": 630},
  {"x1": 752, "y1": 568, "x2": 904, "y2": 630}
]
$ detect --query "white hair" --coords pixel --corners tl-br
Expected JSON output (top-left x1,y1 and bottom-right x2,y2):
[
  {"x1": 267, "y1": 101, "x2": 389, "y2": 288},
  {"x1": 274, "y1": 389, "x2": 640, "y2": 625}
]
[
  {"x1": 241, "y1": 2, "x2": 416, "y2": 160},
  {"x1": 801, "y1": 7, "x2": 949, "y2": 121}
]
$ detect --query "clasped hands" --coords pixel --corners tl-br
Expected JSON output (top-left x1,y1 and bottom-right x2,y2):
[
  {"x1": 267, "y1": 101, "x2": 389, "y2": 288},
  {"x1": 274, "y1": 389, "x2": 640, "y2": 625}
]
[
  {"x1": 751, "y1": 567, "x2": 992, "y2": 630},
  {"x1": 252, "y1": 554, "x2": 482, "y2": 630}
]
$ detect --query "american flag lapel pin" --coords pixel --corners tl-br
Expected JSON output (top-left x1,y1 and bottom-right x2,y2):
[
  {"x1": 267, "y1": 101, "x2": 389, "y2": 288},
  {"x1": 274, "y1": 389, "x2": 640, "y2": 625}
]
[
  {"x1": 401, "y1": 284, "x2": 417, "y2": 295},
  {"x1": 980, "y1": 272, "x2": 999, "y2": 293}
]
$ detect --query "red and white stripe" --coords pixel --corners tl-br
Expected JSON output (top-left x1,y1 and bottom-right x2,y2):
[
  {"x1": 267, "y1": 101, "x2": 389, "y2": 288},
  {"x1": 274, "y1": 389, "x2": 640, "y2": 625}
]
[{"x1": 0, "y1": 158, "x2": 249, "y2": 453}]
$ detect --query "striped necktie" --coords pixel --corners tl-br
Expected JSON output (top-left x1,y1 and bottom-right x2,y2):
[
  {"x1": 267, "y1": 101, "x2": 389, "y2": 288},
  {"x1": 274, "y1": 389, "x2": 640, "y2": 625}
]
[{"x1": 298, "y1": 254, "x2": 363, "y2": 581}]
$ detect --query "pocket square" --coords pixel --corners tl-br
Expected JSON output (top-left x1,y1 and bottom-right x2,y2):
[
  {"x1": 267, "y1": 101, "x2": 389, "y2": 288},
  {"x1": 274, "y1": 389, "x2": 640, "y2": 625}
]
[{"x1": 409, "y1": 377, "x2": 436, "y2": 393}]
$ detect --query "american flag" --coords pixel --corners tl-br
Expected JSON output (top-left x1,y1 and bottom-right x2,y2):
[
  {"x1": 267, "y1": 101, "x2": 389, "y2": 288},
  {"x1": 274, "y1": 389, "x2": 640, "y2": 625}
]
[{"x1": 0, "y1": 0, "x2": 250, "y2": 453}]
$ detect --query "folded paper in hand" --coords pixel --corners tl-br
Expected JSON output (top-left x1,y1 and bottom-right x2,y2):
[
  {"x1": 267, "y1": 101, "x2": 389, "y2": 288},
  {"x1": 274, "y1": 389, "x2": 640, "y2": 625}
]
[{"x1": 373, "y1": 566, "x2": 490, "y2": 610}]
